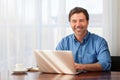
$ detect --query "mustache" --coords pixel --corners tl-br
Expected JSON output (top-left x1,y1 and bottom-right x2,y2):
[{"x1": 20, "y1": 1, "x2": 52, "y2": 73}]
[{"x1": 75, "y1": 26, "x2": 83, "y2": 29}]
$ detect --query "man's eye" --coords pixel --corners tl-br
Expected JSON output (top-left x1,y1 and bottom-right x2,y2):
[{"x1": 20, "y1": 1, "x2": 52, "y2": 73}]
[
  {"x1": 80, "y1": 19, "x2": 85, "y2": 22},
  {"x1": 72, "y1": 20, "x2": 76, "y2": 23}
]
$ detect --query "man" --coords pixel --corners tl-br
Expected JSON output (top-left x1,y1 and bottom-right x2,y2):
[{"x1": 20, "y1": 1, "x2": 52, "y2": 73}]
[{"x1": 56, "y1": 7, "x2": 111, "y2": 71}]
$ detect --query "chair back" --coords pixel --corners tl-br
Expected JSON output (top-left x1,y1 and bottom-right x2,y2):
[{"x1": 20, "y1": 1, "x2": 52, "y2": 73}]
[{"x1": 111, "y1": 56, "x2": 120, "y2": 71}]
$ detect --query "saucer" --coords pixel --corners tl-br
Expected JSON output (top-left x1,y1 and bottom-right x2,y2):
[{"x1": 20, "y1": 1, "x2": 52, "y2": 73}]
[{"x1": 12, "y1": 68, "x2": 28, "y2": 73}]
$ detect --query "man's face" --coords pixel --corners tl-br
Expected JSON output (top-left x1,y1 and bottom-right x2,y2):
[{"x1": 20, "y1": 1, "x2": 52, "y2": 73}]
[{"x1": 70, "y1": 12, "x2": 89, "y2": 37}]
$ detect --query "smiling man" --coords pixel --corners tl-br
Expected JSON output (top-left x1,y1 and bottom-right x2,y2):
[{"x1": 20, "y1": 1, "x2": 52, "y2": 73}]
[{"x1": 56, "y1": 7, "x2": 111, "y2": 71}]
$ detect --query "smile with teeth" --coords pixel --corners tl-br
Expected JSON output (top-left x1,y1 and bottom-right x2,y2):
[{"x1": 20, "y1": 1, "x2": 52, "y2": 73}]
[{"x1": 75, "y1": 27, "x2": 82, "y2": 31}]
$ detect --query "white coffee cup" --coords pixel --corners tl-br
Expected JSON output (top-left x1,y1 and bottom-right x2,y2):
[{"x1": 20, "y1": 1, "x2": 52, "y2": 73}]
[{"x1": 14, "y1": 64, "x2": 25, "y2": 71}]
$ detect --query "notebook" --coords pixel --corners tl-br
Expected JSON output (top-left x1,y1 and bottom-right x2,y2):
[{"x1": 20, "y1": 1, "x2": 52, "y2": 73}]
[{"x1": 34, "y1": 50, "x2": 82, "y2": 74}]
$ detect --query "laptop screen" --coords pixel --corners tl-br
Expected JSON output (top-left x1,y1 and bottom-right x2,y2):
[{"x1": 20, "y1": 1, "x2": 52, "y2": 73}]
[{"x1": 34, "y1": 50, "x2": 77, "y2": 74}]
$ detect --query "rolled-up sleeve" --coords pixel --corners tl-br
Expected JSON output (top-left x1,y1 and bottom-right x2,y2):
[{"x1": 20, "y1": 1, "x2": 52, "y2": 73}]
[{"x1": 97, "y1": 39, "x2": 111, "y2": 71}]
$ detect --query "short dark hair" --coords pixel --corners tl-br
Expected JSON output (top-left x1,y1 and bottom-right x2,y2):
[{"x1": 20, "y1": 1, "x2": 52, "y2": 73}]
[{"x1": 68, "y1": 7, "x2": 89, "y2": 21}]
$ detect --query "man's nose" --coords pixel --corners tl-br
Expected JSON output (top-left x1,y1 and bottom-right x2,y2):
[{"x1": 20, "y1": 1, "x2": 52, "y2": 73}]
[{"x1": 76, "y1": 21, "x2": 81, "y2": 26}]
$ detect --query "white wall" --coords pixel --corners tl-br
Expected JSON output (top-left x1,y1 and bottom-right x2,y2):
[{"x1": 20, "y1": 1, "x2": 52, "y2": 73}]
[{"x1": 111, "y1": 0, "x2": 120, "y2": 56}]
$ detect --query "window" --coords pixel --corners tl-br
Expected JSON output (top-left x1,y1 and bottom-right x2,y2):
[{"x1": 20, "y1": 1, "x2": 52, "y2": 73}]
[{"x1": 40, "y1": 0, "x2": 104, "y2": 49}]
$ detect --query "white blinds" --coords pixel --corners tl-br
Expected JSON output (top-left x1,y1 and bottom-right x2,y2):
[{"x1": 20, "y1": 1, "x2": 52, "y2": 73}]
[{"x1": 0, "y1": 0, "x2": 120, "y2": 70}]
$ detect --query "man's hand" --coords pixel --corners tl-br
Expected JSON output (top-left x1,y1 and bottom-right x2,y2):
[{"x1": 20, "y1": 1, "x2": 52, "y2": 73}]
[{"x1": 74, "y1": 63, "x2": 85, "y2": 71}]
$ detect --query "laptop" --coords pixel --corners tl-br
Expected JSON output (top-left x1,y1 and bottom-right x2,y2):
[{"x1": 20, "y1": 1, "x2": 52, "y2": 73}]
[{"x1": 34, "y1": 50, "x2": 82, "y2": 74}]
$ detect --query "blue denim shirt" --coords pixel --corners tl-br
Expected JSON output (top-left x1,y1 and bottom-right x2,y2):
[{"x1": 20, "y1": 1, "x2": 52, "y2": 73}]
[{"x1": 56, "y1": 31, "x2": 111, "y2": 71}]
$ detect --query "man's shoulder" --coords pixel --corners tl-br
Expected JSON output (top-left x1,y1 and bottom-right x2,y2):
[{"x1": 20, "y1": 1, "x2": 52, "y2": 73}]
[
  {"x1": 58, "y1": 33, "x2": 74, "y2": 47},
  {"x1": 59, "y1": 33, "x2": 74, "y2": 44},
  {"x1": 89, "y1": 32, "x2": 107, "y2": 43},
  {"x1": 90, "y1": 32, "x2": 104, "y2": 40},
  {"x1": 63, "y1": 33, "x2": 74, "y2": 39}
]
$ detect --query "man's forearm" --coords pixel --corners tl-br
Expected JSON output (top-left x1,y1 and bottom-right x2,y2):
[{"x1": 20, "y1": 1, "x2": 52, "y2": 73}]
[{"x1": 75, "y1": 63, "x2": 103, "y2": 71}]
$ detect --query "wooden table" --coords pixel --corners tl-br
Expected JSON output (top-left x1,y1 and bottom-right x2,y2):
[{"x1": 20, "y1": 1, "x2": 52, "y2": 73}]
[
  {"x1": 1, "y1": 70, "x2": 120, "y2": 80},
  {"x1": 0, "y1": 54, "x2": 120, "y2": 80}
]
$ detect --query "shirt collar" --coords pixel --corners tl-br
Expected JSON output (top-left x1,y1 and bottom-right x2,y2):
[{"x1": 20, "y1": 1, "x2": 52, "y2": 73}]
[{"x1": 73, "y1": 31, "x2": 90, "y2": 43}]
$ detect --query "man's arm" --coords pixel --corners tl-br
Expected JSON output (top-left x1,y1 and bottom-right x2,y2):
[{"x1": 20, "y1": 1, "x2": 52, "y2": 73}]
[{"x1": 75, "y1": 63, "x2": 103, "y2": 71}]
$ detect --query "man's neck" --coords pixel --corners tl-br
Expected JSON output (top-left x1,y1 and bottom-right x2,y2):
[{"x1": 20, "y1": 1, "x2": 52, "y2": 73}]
[{"x1": 75, "y1": 31, "x2": 87, "y2": 43}]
